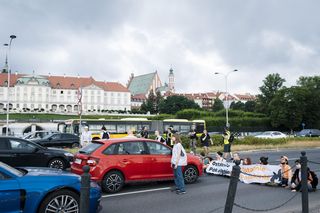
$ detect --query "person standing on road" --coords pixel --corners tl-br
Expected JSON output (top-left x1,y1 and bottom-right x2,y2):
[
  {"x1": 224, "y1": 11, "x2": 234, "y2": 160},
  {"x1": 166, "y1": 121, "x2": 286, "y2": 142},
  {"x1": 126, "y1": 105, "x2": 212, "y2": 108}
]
[
  {"x1": 189, "y1": 128, "x2": 198, "y2": 155},
  {"x1": 223, "y1": 127, "x2": 232, "y2": 159},
  {"x1": 200, "y1": 129, "x2": 212, "y2": 156},
  {"x1": 80, "y1": 126, "x2": 92, "y2": 147},
  {"x1": 101, "y1": 126, "x2": 110, "y2": 139},
  {"x1": 166, "y1": 127, "x2": 173, "y2": 148},
  {"x1": 140, "y1": 126, "x2": 149, "y2": 139},
  {"x1": 171, "y1": 134, "x2": 187, "y2": 195},
  {"x1": 155, "y1": 130, "x2": 166, "y2": 144}
]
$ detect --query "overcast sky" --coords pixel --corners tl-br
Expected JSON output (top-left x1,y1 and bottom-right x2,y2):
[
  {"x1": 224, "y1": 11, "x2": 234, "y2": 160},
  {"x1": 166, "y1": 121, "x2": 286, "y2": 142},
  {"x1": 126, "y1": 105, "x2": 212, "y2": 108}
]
[{"x1": 1, "y1": 0, "x2": 319, "y2": 94}]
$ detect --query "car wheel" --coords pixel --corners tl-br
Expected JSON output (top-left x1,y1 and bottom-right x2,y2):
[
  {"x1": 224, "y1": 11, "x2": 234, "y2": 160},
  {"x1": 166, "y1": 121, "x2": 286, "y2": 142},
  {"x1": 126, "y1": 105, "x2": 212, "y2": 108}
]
[
  {"x1": 102, "y1": 171, "x2": 124, "y2": 193},
  {"x1": 183, "y1": 165, "x2": 198, "y2": 184},
  {"x1": 71, "y1": 142, "x2": 79, "y2": 148},
  {"x1": 48, "y1": 158, "x2": 66, "y2": 170},
  {"x1": 38, "y1": 189, "x2": 79, "y2": 213}
]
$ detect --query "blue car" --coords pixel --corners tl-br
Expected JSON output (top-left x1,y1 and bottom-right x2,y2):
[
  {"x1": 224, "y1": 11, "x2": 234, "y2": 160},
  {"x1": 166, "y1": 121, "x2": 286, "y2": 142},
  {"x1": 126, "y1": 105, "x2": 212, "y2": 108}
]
[{"x1": 0, "y1": 161, "x2": 101, "y2": 213}]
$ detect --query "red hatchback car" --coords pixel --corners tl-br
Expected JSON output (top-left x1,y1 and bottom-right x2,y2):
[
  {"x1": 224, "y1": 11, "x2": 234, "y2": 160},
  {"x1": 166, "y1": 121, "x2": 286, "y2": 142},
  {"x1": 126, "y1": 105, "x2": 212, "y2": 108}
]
[{"x1": 71, "y1": 138, "x2": 203, "y2": 193}]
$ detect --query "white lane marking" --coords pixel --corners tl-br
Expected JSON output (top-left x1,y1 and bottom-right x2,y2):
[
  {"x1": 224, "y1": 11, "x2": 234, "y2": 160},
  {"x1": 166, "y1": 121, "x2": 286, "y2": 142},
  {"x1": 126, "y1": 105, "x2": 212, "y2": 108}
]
[{"x1": 102, "y1": 187, "x2": 171, "y2": 198}]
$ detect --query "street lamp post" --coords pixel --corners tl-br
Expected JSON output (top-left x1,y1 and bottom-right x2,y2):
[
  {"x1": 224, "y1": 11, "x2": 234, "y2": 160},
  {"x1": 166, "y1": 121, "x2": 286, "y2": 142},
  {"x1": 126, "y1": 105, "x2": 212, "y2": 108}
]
[
  {"x1": 214, "y1": 69, "x2": 238, "y2": 128},
  {"x1": 4, "y1": 35, "x2": 17, "y2": 136}
]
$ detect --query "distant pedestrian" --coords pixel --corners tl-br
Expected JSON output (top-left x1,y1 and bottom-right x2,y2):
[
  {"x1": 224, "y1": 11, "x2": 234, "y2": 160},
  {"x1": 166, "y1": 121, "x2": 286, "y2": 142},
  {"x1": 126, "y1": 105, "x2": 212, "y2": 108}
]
[
  {"x1": 166, "y1": 127, "x2": 173, "y2": 148},
  {"x1": 140, "y1": 126, "x2": 149, "y2": 139},
  {"x1": 171, "y1": 134, "x2": 187, "y2": 195},
  {"x1": 223, "y1": 127, "x2": 232, "y2": 159},
  {"x1": 80, "y1": 126, "x2": 92, "y2": 147},
  {"x1": 200, "y1": 129, "x2": 212, "y2": 156},
  {"x1": 101, "y1": 126, "x2": 110, "y2": 139},
  {"x1": 125, "y1": 129, "x2": 137, "y2": 138},
  {"x1": 155, "y1": 130, "x2": 166, "y2": 144},
  {"x1": 189, "y1": 128, "x2": 198, "y2": 155}
]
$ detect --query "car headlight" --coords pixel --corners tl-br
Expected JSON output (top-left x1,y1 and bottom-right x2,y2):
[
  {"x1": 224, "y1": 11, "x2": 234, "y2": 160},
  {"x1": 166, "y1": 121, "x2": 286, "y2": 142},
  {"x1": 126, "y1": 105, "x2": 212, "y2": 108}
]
[{"x1": 64, "y1": 152, "x2": 74, "y2": 157}]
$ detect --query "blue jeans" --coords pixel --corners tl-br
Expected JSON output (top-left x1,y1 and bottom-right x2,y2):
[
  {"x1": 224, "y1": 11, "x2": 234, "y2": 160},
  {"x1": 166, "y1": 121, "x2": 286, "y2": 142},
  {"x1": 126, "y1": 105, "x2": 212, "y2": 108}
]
[{"x1": 174, "y1": 166, "x2": 185, "y2": 192}]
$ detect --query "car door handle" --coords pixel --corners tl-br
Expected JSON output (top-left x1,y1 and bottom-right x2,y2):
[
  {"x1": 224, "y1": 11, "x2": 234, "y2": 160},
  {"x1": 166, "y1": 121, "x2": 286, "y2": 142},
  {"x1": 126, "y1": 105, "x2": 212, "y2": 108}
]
[{"x1": 121, "y1": 159, "x2": 129, "y2": 164}]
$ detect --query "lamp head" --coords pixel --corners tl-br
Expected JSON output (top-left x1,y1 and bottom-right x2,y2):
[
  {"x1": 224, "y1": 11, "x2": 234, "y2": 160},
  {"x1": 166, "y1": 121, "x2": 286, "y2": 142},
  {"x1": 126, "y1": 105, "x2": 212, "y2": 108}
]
[
  {"x1": 4, "y1": 43, "x2": 8, "y2": 47},
  {"x1": 10, "y1": 35, "x2": 17, "y2": 39},
  {"x1": 214, "y1": 72, "x2": 219, "y2": 75}
]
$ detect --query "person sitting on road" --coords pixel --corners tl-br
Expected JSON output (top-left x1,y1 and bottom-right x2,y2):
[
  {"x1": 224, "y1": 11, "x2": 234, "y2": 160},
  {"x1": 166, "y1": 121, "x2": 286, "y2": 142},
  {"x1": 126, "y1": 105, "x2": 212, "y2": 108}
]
[
  {"x1": 203, "y1": 156, "x2": 214, "y2": 172},
  {"x1": 259, "y1": 156, "x2": 269, "y2": 165},
  {"x1": 215, "y1": 151, "x2": 226, "y2": 162},
  {"x1": 291, "y1": 159, "x2": 316, "y2": 192},
  {"x1": 232, "y1": 152, "x2": 243, "y2": 165},
  {"x1": 279, "y1": 155, "x2": 292, "y2": 188},
  {"x1": 243, "y1": 157, "x2": 252, "y2": 165}
]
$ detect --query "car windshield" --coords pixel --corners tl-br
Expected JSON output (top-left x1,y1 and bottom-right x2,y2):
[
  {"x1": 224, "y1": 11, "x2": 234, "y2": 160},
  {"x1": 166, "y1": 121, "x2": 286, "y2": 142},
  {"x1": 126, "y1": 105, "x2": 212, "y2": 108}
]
[
  {"x1": 79, "y1": 142, "x2": 103, "y2": 154},
  {"x1": 261, "y1": 132, "x2": 272, "y2": 136},
  {"x1": 0, "y1": 162, "x2": 24, "y2": 177},
  {"x1": 42, "y1": 134, "x2": 55, "y2": 139}
]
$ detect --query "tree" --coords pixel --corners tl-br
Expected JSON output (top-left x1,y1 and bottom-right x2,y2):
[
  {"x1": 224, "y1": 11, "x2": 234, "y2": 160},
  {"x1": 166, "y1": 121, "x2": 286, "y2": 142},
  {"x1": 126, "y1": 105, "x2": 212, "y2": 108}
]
[
  {"x1": 140, "y1": 92, "x2": 156, "y2": 114},
  {"x1": 230, "y1": 101, "x2": 245, "y2": 111},
  {"x1": 212, "y1": 98, "x2": 224, "y2": 111},
  {"x1": 269, "y1": 87, "x2": 306, "y2": 130},
  {"x1": 256, "y1": 73, "x2": 286, "y2": 115},
  {"x1": 244, "y1": 100, "x2": 257, "y2": 112},
  {"x1": 158, "y1": 95, "x2": 200, "y2": 114},
  {"x1": 154, "y1": 91, "x2": 163, "y2": 113},
  {"x1": 296, "y1": 76, "x2": 320, "y2": 128}
]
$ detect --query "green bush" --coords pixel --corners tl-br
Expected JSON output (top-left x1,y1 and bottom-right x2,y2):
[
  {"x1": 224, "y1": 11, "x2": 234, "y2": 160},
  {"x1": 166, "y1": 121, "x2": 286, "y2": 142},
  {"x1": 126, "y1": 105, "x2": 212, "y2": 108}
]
[{"x1": 233, "y1": 136, "x2": 288, "y2": 145}]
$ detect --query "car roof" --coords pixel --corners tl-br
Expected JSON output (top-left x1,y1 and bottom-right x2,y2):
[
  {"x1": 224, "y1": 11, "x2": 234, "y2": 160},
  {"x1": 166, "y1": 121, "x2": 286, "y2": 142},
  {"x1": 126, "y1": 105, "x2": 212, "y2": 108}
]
[
  {"x1": 0, "y1": 136, "x2": 44, "y2": 147},
  {"x1": 93, "y1": 138, "x2": 164, "y2": 145}
]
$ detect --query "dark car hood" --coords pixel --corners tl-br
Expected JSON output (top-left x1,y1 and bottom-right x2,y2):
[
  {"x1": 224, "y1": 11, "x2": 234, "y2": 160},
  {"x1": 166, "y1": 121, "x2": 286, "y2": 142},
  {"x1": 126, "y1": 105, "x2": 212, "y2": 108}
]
[{"x1": 22, "y1": 167, "x2": 79, "y2": 178}]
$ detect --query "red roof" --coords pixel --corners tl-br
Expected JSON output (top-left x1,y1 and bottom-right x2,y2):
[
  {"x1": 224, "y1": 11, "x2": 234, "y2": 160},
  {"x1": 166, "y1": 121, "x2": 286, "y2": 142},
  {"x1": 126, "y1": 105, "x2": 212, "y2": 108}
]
[
  {"x1": 0, "y1": 73, "x2": 23, "y2": 86},
  {"x1": 131, "y1": 94, "x2": 147, "y2": 101},
  {"x1": 0, "y1": 73, "x2": 129, "y2": 92}
]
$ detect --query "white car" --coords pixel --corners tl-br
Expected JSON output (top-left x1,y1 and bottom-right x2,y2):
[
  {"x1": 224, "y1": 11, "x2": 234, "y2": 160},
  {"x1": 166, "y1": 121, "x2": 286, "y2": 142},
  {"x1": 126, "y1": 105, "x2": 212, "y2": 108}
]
[{"x1": 254, "y1": 131, "x2": 287, "y2": 139}]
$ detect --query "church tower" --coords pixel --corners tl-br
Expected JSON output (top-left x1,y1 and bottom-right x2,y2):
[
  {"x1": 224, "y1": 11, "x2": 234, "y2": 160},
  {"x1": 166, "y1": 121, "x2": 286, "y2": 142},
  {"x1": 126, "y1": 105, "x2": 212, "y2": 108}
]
[{"x1": 168, "y1": 67, "x2": 175, "y2": 93}]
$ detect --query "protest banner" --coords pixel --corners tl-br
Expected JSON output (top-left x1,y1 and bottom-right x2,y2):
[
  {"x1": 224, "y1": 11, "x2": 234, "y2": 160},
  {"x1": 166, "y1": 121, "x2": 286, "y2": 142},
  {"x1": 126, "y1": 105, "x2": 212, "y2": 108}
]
[
  {"x1": 206, "y1": 161, "x2": 281, "y2": 184},
  {"x1": 206, "y1": 161, "x2": 233, "y2": 176}
]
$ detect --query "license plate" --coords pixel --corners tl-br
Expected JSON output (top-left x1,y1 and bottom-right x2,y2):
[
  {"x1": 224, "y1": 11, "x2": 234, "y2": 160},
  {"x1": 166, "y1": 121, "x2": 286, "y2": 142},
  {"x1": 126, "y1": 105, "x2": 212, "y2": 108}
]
[{"x1": 74, "y1": 158, "x2": 82, "y2": 164}]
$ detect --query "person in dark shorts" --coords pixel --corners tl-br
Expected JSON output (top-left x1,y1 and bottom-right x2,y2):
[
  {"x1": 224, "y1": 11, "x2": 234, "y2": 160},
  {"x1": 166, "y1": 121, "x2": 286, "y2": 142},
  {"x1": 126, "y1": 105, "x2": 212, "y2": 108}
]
[
  {"x1": 223, "y1": 127, "x2": 231, "y2": 159},
  {"x1": 200, "y1": 129, "x2": 211, "y2": 155}
]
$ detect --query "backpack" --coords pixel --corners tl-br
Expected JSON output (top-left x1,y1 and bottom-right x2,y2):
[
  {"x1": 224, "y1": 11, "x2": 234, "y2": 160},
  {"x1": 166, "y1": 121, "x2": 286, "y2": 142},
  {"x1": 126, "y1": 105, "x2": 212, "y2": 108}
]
[{"x1": 228, "y1": 133, "x2": 235, "y2": 143}]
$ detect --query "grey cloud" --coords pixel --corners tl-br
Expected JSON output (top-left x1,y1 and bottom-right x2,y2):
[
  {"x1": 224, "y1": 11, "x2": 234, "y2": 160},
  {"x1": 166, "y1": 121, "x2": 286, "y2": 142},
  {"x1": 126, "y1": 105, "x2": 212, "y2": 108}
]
[{"x1": 1, "y1": 0, "x2": 320, "y2": 94}]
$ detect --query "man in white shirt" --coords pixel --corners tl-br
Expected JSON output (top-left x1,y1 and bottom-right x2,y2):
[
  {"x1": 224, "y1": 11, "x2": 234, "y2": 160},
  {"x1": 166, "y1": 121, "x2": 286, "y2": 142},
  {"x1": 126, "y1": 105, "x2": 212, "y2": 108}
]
[
  {"x1": 80, "y1": 126, "x2": 92, "y2": 147},
  {"x1": 171, "y1": 134, "x2": 187, "y2": 194}
]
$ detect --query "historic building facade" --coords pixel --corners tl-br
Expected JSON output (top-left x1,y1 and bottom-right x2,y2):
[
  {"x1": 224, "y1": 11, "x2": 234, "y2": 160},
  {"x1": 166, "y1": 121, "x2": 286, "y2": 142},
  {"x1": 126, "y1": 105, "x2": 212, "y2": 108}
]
[{"x1": 0, "y1": 72, "x2": 131, "y2": 113}]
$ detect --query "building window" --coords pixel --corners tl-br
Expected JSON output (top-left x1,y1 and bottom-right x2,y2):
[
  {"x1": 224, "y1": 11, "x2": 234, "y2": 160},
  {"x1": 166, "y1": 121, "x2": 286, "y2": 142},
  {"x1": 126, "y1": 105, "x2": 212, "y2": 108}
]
[{"x1": 61, "y1": 91, "x2": 63, "y2": 94}]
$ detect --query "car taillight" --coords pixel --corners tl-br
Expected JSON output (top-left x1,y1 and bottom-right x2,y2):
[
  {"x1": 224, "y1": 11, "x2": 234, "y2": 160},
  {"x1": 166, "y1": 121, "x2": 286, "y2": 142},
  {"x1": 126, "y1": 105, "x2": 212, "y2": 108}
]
[{"x1": 87, "y1": 157, "x2": 100, "y2": 166}]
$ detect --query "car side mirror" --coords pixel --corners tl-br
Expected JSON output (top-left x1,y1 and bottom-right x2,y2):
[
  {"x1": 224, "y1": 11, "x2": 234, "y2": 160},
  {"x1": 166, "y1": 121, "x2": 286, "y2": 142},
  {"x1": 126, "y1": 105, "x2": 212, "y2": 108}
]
[
  {"x1": 48, "y1": 137, "x2": 52, "y2": 141},
  {"x1": 33, "y1": 147, "x2": 39, "y2": 153}
]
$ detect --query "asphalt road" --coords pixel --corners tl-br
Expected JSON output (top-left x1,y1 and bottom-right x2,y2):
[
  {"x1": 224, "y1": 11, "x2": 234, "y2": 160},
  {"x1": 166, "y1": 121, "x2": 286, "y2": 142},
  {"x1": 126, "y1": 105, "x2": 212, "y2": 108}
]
[{"x1": 100, "y1": 148, "x2": 320, "y2": 213}]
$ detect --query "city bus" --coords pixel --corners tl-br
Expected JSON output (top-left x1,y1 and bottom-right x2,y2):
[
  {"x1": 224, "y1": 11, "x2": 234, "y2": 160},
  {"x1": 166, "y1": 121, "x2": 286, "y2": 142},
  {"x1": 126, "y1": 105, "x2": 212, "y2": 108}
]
[{"x1": 59, "y1": 118, "x2": 206, "y2": 139}]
